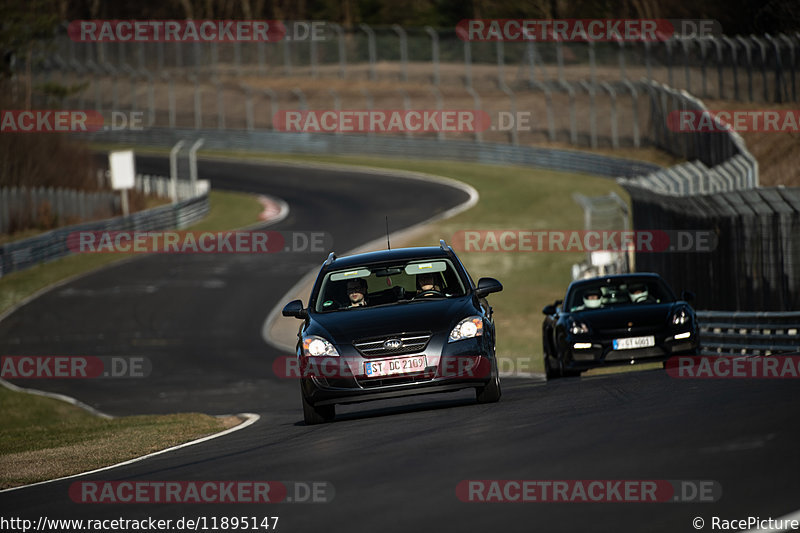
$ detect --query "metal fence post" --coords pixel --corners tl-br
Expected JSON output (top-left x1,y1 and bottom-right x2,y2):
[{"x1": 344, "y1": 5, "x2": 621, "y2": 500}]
[
  {"x1": 283, "y1": 36, "x2": 293, "y2": 75},
  {"x1": 161, "y1": 73, "x2": 175, "y2": 129},
  {"x1": 765, "y1": 35, "x2": 784, "y2": 103},
  {"x1": 465, "y1": 86, "x2": 482, "y2": 143},
  {"x1": 241, "y1": 85, "x2": 254, "y2": 131},
  {"x1": 681, "y1": 38, "x2": 692, "y2": 93},
  {"x1": 779, "y1": 34, "x2": 796, "y2": 101},
  {"x1": 190, "y1": 75, "x2": 202, "y2": 130},
  {"x1": 310, "y1": 35, "x2": 319, "y2": 79},
  {"x1": 601, "y1": 82, "x2": 619, "y2": 148},
  {"x1": 559, "y1": 80, "x2": 578, "y2": 145},
  {"x1": 750, "y1": 35, "x2": 770, "y2": 102},
  {"x1": 291, "y1": 87, "x2": 308, "y2": 111},
  {"x1": 622, "y1": 80, "x2": 640, "y2": 148},
  {"x1": 215, "y1": 79, "x2": 225, "y2": 130},
  {"x1": 144, "y1": 71, "x2": 155, "y2": 126},
  {"x1": 392, "y1": 25, "x2": 408, "y2": 82},
  {"x1": 463, "y1": 38, "x2": 473, "y2": 87},
  {"x1": 500, "y1": 84, "x2": 518, "y2": 145},
  {"x1": 580, "y1": 80, "x2": 598, "y2": 148},
  {"x1": 263, "y1": 88, "x2": 277, "y2": 130},
  {"x1": 331, "y1": 23, "x2": 346, "y2": 79},
  {"x1": 425, "y1": 26, "x2": 440, "y2": 85},
  {"x1": 359, "y1": 87, "x2": 373, "y2": 136},
  {"x1": 429, "y1": 86, "x2": 445, "y2": 140},
  {"x1": 328, "y1": 88, "x2": 341, "y2": 135},
  {"x1": 665, "y1": 39, "x2": 675, "y2": 87},
  {"x1": 395, "y1": 88, "x2": 412, "y2": 138},
  {"x1": 737, "y1": 36, "x2": 754, "y2": 101},
  {"x1": 359, "y1": 24, "x2": 377, "y2": 81},
  {"x1": 530, "y1": 80, "x2": 556, "y2": 142},
  {"x1": 496, "y1": 39, "x2": 505, "y2": 88}
]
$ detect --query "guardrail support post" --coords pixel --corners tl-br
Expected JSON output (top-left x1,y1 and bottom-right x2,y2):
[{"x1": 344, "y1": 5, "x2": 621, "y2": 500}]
[
  {"x1": 189, "y1": 139, "x2": 205, "y2": 197},
  {"x1": 169, "y1": 141, "x2": 185, "y2": 203}
]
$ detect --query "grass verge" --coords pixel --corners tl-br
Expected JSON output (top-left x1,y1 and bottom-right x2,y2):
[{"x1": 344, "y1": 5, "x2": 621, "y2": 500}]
[
  {"x1": 0, "y1": 188, "x2": 262, "y2": 488},
  {"x1": 0, "y1": 387, "x2": 241, "y2": 489}
]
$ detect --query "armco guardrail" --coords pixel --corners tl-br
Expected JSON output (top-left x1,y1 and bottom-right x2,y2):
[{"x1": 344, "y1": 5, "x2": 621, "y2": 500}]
[
  {"x1": 82, "y1": 127, "x2": 660, "y2": 179},
  {"x1": 0, "y1": 188, "x2": 209, "y2": 278},
  {"x1": 697, "y1": 311, "x2": 800, "y2": 356}
]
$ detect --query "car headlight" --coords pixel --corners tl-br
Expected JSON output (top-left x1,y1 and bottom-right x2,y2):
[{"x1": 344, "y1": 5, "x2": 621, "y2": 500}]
[
  {"x1": 671, "y1": 308, "x2": 690, "y2": 325},
  {"x1": 568, "y1": 319, "x2": 589, "y2": 335},
  {"x1": 302, "y1": 335, "x2": 339, "y2": 357},
  {"x1": 449, "y1": 316, "x2": 483, "y2": 342}
]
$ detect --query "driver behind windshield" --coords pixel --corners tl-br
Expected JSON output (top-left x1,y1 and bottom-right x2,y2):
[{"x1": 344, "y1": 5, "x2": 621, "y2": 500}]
[{"x1": 416, "y1": 272, "x2": 441, "y2": 297}]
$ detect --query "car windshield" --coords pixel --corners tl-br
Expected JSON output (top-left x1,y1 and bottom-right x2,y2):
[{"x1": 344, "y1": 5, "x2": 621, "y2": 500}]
[
  {"x1": 314, "y1": 259, "x2": 466, "y2": 312},
  {"x1": 567, "y1": 278, "x2": 675, "y2": 312}
]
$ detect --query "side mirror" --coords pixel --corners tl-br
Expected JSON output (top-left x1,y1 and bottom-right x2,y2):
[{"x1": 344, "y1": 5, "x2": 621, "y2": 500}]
[
  {"x1": 475, "y1": 277, "x2": 503, "y2": 298},
  {"x1": 681, "y1": 290, "x2": 695, "y2": 303},
  {"x1": 282, "y1": 299, "x2": 308, "y2": 319},
  {"x1": 542, "y1": 304, "x2": 556, "y2": 315}
]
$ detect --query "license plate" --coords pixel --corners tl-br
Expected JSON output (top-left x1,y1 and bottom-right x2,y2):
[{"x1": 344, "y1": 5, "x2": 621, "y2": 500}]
[
  {"x1": 613, "y1": 335, "x2": 655, "y2": 350},
  {"x1": 364, "y1": 355, "x2": 427, "y2": 377}
]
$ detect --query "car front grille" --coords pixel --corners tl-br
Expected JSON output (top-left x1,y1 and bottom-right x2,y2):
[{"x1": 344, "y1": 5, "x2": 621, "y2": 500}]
[{"x1": 353, "y1": 332, "x2": 432, "y2": 357}]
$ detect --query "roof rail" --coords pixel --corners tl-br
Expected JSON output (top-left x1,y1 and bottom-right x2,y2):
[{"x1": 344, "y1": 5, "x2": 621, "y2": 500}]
[
  {"x1": 324, "y1": 252, "x2": 336, "y2": 266},
  {"x1": 439, "y1": 239, "x2": 448, "y2": 251}
]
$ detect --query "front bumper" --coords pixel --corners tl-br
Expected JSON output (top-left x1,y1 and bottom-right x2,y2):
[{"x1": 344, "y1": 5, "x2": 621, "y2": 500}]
[
  {"x1": 301, "y1": 336, "x2": 494, "y2": 406},
  {"x1": 563, "y1": 330, "x2": 699, "y2": 371}
]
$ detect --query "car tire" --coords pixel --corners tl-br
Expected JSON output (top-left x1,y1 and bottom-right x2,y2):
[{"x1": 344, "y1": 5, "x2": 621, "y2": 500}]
[
  {"x1": 301, "y1": 390, "x2": 335, "y2": 425},
  {"x1": 544, "y1": 354, "x2": 560, "y2": 380},
  {"x1": 559, "y1": 358, "x2": 581, "y2": 378},
  {"x1": 476, "y1": 358, "x2": 501, "y2": 403}
]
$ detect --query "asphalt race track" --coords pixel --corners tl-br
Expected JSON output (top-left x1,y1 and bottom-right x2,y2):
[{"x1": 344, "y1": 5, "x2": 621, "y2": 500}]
[{"x1": 1, "y1": 156, "x2": 799, "y2": 532}]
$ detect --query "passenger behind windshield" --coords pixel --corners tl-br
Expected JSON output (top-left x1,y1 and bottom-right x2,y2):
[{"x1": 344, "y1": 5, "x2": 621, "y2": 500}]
[{"x1": 345, "y1": 278, "x2": 368, "y2": 308}]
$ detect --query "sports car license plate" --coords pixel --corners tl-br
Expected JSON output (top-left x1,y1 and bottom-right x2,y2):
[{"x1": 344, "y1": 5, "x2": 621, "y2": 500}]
[
  {"x1": 364, "y1": 356, "x2": 427, "y2": 377},
  {"x1": 613, "y1": 335, "x2": 655, "y2": 350}
]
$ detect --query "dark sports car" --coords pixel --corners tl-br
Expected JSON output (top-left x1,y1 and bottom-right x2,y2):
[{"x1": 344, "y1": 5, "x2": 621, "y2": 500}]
[
  {"x1": 541, "y1": 273, "x2": 698, "y2": 379},
  {"x1": 282, "y1": 240, "x2": 503, "y2": 424}
]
